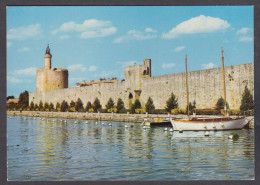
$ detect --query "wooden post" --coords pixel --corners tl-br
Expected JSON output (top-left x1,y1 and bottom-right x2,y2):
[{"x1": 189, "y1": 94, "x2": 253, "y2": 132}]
[
  {"x1": 185, "y1": 54, "x2": 190, "y2": 120},
  {"x1": 221, "y1": 47, "x2": 227, "y2": 116}
]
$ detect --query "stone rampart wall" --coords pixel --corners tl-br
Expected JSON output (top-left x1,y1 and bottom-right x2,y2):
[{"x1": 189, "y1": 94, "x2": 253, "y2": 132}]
[{"x1": 30, "y1": 63, "x2": 254, "y2": 110}]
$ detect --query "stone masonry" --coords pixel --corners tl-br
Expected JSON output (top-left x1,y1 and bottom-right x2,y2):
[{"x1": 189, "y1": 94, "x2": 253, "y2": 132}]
[{"x1": 29, "y1": 47, "x2": 254, "y2": 110}]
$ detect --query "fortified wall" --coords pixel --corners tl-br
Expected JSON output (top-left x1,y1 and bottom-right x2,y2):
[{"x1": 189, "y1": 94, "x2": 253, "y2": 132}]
[{"x1": 29, "y1": 47, "x2": 254, "y2": 110}]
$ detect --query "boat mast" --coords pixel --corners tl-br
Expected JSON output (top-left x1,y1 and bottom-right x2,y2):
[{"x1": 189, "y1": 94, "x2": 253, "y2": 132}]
[
  {"x1": 221, "y1": 47, "x2": 227, "y2": 116},
  {"x1": 185, "y1": 54, "x2": 190, "y2": 120}
]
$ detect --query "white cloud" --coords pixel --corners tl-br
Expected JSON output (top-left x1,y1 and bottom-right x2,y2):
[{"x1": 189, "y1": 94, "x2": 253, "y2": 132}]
[
  {"x1": 52, "y1": 19, "x2": 117, "y2": 39},
  {"x1": 162, "y1": 15, "x2": 230, "y2": 39},
  {"x1": 59, "y1": 35, "x2": 70, "y2": 39},
  {"x1": 202, "y1": 62, "x2": 216, "y2": 69},
  {"x1": 174, "y1": 46, "x2": 185, "y2": 52},
  {"x1": 117, "y1": 61, "x2": 138, "y2": 68},
  {"x1": 239, "y1": 36, "x2": 253, "y2": 42},
  {"x1": 68, "y1": 64, "x2": 87, "y2": 72},
  {"x1": 96, "y1": 70, "x2": 117, "y2": 78},
  {"x1": 12, "y1": 67, "x2": 37, "y2": 76},
  {"x1": 145, "y1": 27, "x2": 157, "y2": 33},
  {"x1": 7, "y1": 24, "x2": 42, "y2": 40},
  {"x1": 162, "y1": 63, "x2": 175, "y2": 69},
  {"x1": 7, "y1": 42, "x2": 12, "y2": 48},
  {"x1": 7, "y1": 76, "x2": 22, "y2": 83},
  {"x1": 237, "y1": 27, "x2": 250, "y2": 35},
  {"x1": 88, "y1": 65, "x2": 97, "y2": 72},
  {"x1": 18, "y1": 47, "x2": 31, "y2": 52},
  {"x1": 114, "y1": 29, "x2": 157, "y2": 43}
]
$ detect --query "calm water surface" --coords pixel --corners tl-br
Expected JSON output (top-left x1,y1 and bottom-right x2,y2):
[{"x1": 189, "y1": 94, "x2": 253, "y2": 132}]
[{"x1": 7, "y1": 116, "x2": 254, "y2": 180}]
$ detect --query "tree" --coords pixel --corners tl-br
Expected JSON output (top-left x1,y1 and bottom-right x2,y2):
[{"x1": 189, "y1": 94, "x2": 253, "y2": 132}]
[
  {"x1": 18, "y1": 90, "x2": 29, "y2": 108},
  {"x1": 49, "y1": 103, "x2": 54, "y2": 111},
  {"x1": 7, "y1": 95, "x2": 15, "y2": 100},
  {"x1": 85, "y1": 101, "x2": 92, "y2": 112},
  {"x1": 34, "y1": 104, "x2": 39, "y2": 111},
  {"x1": 69, "y1": 100, "x2": 75, "y2": 108},
  {"x1": 216, "y1": 97, "x2": 229, "y2": 110},
  {"x1": 56, "y1": 102, "x2": 61, "y2": 110},
  {"x1": 240, "y1": 86, "x2": 254, "y2": 112},
  {"x1": 39, "y1": 101, "x2": 43, "y2": 111},
  {"x1": 130, "y1": 99, "x2": 141, "y2": 114},
  {"x1": 29, "y1": 101, "x2": 35, "y2": 110},
  {"x1": 130, "y1": 104, "x2": 136, "y2": 114},
  {"x1": 145, "y1": 97, "x2": 155, "y2": 113},
  {"x1": 75, "y1": 98, "x2": 83, "y2": 111},
  {"x1": 7, "y1": 102, "x2": 15, "y2": 111},
  {"x1": 93, "y1": 97, "x2": 102, "y2": 112},
  {"x1": 105, "y1": 98, "x2": 114, "y2": 110},
  {"x1": 192, "y1": 100, "x2": 196, "y2": 109},
  {"x1": 43, "y1": 102, "x2": 49, "y2": 111},
  {"x1": 165, "y1": 92, "x2": 178, "y2": 112},
  {"x1": 186, "y1": 102, "x2": 196, "y2": 114},
  {"x1": 61, "y1": 100, "x2": 69, "y2": 112},
  {"x1": 134, "y1": 99, "x2": 141, "y2": 109},
  {"x1": 116, "y1": 98, "x2": 125, "y2": 113}
]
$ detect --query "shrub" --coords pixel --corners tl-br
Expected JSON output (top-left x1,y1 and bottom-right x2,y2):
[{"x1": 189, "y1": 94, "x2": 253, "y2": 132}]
[
  {"x1": 195, "y1": 109, "x2": 221, "y2": 115},
  {"x1": 68, "y1": 107, "x2": 75, "y2": 112},
  {"x1": 227, "y1": 109, "x2": 241, "y2": 116},
  {"x1": 165, "y1": 92, "x2": 178, "y2": 112},
  {"x1": 135, "y1": 108, "x2": 146, "y2": 114},
  {"x1": 153, "y1": 109, "x2": 166, "y2": 114},
  {"x1": 88, "y1": 108, "x2": 94, "y2": 112},
  {"x1": 108, "y1": 108, "x2": 117, "y2": 113}
]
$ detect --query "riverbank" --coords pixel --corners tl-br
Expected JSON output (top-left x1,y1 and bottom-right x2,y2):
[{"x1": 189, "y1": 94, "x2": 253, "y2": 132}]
[
  {"x1": 6, "y1": 111, "x2": 254, "y2": 128},
  {"x1": 6, "y1": 111, "x2": 186, "y2": 123}
]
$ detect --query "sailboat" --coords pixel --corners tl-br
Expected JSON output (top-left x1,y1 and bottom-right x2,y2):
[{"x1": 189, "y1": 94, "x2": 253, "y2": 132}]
[{"x1": 170, "y1": 48, "x2": 247, "y2": 131}]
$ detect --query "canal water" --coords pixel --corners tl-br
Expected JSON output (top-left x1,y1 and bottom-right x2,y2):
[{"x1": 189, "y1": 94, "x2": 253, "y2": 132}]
[{"x1": 7, "y1": 116, "x2": 254, "y2": 181}]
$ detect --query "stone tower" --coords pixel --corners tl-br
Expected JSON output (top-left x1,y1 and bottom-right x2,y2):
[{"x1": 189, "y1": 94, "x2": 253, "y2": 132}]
[
  {"x1": 124, "y1": 59, "x2": 152, "y2": 107},
  {"x1": 44, "y1": 44, "x2": 52, "y2": 69},
  {"x1": 36, "y1": 45, "x2": 68, "y2": 92}
]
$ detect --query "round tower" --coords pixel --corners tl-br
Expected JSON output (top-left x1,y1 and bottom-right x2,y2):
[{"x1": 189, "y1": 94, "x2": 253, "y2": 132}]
[
  {"x1": 44, "y1": 44, "x2": 52, "y2": 69},
  {"x1": 36, "y1": 45, "x2": 68, "y2": 92}
]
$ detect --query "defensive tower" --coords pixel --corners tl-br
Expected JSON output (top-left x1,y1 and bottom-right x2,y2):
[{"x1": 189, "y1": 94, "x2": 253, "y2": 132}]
[{"x1": 36, "y1": 45, "x2": 68, "y2": 92}]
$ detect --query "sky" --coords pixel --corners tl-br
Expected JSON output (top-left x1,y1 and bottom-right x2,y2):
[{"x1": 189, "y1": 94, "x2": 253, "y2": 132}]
[{"x1": 7, "y1": 6, "x2": 254, "y2": 98}]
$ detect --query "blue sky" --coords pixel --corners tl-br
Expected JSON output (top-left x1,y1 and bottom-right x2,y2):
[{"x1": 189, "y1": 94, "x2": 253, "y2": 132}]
[{"x1": 7, "y1": 6, "x2": 253, "y2": 98}]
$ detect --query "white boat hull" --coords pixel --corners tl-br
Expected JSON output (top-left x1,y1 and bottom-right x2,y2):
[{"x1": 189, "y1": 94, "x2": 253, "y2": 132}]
[{"x1": 170, "y1": 117, "x2": 247, "y2": 131}]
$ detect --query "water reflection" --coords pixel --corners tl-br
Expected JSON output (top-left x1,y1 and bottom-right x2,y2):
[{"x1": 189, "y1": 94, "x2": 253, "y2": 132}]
[{"x1": 7, "y1": 116, "x2": 254, "y2": 181}]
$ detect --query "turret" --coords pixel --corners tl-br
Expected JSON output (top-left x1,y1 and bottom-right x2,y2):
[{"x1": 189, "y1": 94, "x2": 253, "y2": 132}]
[{"x1": 44, "y1": 44, "x2": 52, "y2": 69}]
